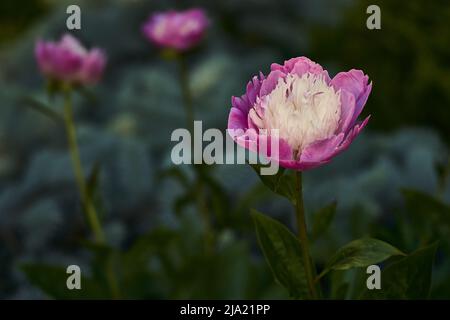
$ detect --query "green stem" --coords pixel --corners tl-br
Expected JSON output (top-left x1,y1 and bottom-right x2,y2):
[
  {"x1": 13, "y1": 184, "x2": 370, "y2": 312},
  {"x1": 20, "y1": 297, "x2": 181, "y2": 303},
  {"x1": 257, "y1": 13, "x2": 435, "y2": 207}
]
[
  {"x1": 176, "y1": 53, "x2": 213, "y2": 252},
  {"x1": 196, "y1": 177, "x2": 213, "y2": 253},
  {"x1": 294, "y1": 171, "x2": 318, "y2": 299},
  {"x1": 63, "y1": 88, "x2": 105, "y2": 244},
  {"x1": 105, "y1": 258, "x2": 121, "y2": 299},
  {"x1": 177, "y1": 54, "x2": 194, "y2": 133}
]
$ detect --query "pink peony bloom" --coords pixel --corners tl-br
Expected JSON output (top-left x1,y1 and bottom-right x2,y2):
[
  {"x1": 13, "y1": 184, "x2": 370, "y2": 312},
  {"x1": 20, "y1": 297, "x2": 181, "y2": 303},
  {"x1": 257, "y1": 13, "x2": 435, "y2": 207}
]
[
  {"x1": 35, "y1": 34, "x2": 106, "y2": 85},
  {"x1": 227, "y1": 57, "x2": 372, "y2": 171},
  {"x1": 142, "y1": 8, "x2": 208, "y2": 51}
]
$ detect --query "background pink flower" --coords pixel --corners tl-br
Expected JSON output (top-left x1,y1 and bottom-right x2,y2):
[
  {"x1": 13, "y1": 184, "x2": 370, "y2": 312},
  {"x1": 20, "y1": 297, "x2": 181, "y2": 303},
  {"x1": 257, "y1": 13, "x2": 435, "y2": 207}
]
[
  {"x1": 35, "y1": 34, "x2": 106, "y2": 85},
  {"x1": 228, "y1": 57, "x2": 372, "y2": 171},
  {"x1": 142, "y1": 8, "x2": 209, "y2": 51}
]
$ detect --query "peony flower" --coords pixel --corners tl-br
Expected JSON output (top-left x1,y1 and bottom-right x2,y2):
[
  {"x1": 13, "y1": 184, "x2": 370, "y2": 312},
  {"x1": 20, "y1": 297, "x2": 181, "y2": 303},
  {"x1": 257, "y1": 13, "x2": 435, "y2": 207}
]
[
  {"x1": 228, "y1": 57, "x2": 372, "y2": 171},
  {"x1": 35, "y1": 34, "x2": 106, "y2": 85},
  {"x1": 142, "y1": 8, "x2": 208, "y2": 51}
]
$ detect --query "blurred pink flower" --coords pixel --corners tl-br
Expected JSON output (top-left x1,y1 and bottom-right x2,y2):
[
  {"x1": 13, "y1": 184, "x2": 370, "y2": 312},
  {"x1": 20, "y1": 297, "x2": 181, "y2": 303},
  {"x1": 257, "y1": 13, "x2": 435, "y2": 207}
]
[
  {"x1": 142, "y1": 8, "x2": 208, "y2": 51},
  {"x1": 228, "y1": 57, "x2": 372, "y2": 171},
  {"x1": 35, "y1": 34, "x2": 106, "y2": 85}
]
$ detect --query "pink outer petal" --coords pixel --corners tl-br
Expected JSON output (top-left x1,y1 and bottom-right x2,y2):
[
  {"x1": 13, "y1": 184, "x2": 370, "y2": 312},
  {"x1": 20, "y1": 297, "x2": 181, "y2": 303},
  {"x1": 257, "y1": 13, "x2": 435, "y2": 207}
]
[
  {"x1": 227, "y1": 107, "x2": 247, "y2": 130},
  {"x1": 35, "y1": 40, "x2": 54, "y2": 75},
  {"x1": 228, "y1": 129, "x2": 293, "y2": 162},
  {"x1": 299, "y1": 133, "x2": 345, "y2": 163},
  {"x1": 60, "y1": 34, "x2": 87, "y2": 56},
  {"x1": 331, "y1": 69, "x2": 372, "y2": 123},
  {"x1": 334, "y1": 115, "x2": 370, "y2": 155},
  {"x1": 270, "y1": 57, "x2": 331, "y2": 83},
  {"x1": 352, "y1": 82, "x2": 371, "y2": 123},
  {"x1": 231, "y1": 73, "x2": 265, "y2": 114},
  {"x1": 51, "y1": 46, "x2": 84, "y2": 81},
  {"x1": 336, "y1": 89, "x2": 356, "y2": 134},
  {"x1": 78, "y1": 48, "x2": 106, "y2": 85},
  {"x1": 142, "y1": 8, "x2": 208, "y2": 51},
  {"x1": 278, "y1": 159, "x2": 329, "y2": 171},
  {"x1": 35, "y1": 34, "x2": 106, "y2": 85},
  {"x1": 259, "y1": 70, "x2": 285, "y2": 97}
]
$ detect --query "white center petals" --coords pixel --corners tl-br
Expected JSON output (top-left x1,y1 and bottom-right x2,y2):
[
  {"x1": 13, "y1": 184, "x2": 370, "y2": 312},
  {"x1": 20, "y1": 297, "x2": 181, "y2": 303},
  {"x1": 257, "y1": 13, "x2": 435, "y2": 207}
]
[{"x1": 251, "y1": 73, "x2": 341, "y2": 156}]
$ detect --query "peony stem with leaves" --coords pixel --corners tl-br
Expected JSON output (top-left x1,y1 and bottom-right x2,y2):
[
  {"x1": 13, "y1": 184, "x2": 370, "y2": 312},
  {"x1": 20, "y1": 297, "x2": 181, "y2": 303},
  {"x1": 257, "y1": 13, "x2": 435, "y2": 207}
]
[
  {"x1": 177, "y1": 54, "x2": 195, "y2": 133},
  {"x1": 63, "y1": 87, "x2": 105, "y2": 244},
  {"x1": 293, "y1": 171, "x2": 318, "y2": 299},
  {"x1": 62, "y1": 87, "x2": 120, "y2": 299}
]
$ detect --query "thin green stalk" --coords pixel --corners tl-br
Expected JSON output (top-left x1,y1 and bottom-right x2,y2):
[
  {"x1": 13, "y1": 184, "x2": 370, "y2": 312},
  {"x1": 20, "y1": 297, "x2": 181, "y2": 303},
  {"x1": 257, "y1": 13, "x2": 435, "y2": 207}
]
[
  {"x1": 177, "y1": 54, "x2": 194, "y2": 133},
  {"x1": 105, "y1": 258, "x2": 121, "y2": 299},
  {"x1": 63, "y1": 88, "x2": 105, "y2": 243},
  {"x1": 176, "y1": 53, "x2": 213, "y2": 252},
  {"x1": 294, "y1": 171, "x2": 318, "y2": 299},
  {"x1": 62, "y1": 88, "x2": 120, "y2": 299}
]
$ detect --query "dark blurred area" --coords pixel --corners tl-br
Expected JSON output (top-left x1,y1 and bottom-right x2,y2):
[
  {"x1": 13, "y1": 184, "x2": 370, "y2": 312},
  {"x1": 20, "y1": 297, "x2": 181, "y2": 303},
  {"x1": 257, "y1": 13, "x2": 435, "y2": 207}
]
[{"x1": 0, "y1": 0, "x2": 449, "y2": 299}]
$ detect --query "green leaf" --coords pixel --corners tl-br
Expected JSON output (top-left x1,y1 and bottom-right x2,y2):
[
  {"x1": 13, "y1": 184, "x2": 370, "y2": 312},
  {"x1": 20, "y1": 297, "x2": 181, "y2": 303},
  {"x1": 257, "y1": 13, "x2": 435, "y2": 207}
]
[
  {"x1": 85, "y1": 161, "x2": 105, "y2": 219},
  {"x1": 402, "y1": 189, "x2": 450, "y2": 232},
  {"x1": 251, "y1": 209, "x2": 308, "y2": 298},
  {"x1": 329, "y1": 270, "x2": 350, "y2": 299},
  {"x1": 21, "y1": 263, "x2": 107, "y2": 299},
  {"x1": 361, "y1": 243, "x2": 438, "y2": 299},
  {"x1": 123, "y1": 227, "x2": 179, "y2": 267},
  {"x1": 121, "y1": 228, "x2": 179, "y2": 298},
  {"x1": 250, "y1": 164, "x2": 296, "y2": 202},
  {"x1": 317, "y1": 238, "x2": 405, "y2": 280},
  {"x1": 311, "y1": 202, "x2": 337, "y2": 239},
  {"x1": 46, "y1": 78, "x2": 63, "y2": 98},
  {"x1": 157, "y1": 167, "x2": 190, "y2": 188},
  {"x1": 81, "y1": 242, "x2": 121, "y2": 299}
]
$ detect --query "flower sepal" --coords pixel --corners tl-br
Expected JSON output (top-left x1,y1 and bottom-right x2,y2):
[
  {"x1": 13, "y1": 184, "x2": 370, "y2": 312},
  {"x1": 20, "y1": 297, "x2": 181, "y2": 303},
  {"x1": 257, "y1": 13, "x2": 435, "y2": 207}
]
[{"x1": 250, "y1": 164, "x2": 297, "y2": 203}]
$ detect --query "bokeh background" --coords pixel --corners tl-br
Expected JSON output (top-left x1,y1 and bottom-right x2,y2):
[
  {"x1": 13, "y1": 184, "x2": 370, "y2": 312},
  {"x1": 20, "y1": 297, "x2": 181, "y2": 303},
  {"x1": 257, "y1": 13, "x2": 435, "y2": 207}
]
[{"x1": 0, "y1": 0, "x2": 449, "y2": 299}]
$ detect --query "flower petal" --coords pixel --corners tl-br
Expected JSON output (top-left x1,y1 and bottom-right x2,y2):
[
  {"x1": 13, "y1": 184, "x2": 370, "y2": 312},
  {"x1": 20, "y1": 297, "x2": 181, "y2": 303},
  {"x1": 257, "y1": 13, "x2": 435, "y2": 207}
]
[
  {"x1": 142, "y1": 8, "x2": 208, "y2": 51},
  {"x1": 334, "y1": 115, "x2": 371, "y2": 154},
  {"x1": 331, "y1": 69, "x2": 371, "y2": 122},
  {"x1": 299, "y1": 133, "x2": 345, "y2": 163},
  {"x1": 271, "y1": 57, "x2": 330, "y2": 82},
  {"x1": 281, "y1": 116, "x2": 370, "y2": 171},
  {"x1": 227, "y1": 107, "x2": 247, "y2": 130},
  {"x1": 259, "y1": 70, "x2": 285, "y2": 96},
  {"x1": 245, "y1": 74, "x2": 264, "y2": 106},
  {"x1": 231, "y1": 74, "x2": 264, "y2": 114},
  {"x1": 231, "y1": 129, "x2": 293, "y2": 163},
  {"x1": 278, "y1": 158, "x2": 329, "y2": 171},
  {"x1": 78, "y1": 48, "x2": 106, "y2": 85},
  {"x1": 336, "y1": 89, "x2": 356, "y2": 134},
  {"x1": 35, "y1": 40, "x2": 55, "y2": 75}
]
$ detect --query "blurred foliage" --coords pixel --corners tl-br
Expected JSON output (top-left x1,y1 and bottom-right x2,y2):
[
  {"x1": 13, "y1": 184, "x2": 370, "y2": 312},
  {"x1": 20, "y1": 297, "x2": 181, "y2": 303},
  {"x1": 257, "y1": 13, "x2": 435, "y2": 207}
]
[
  {"x1": 310, "y1": 0, "x2": 450, "y2": 143},
  {"x1": 0, "y1": 0, "x2": 449, "y2": 299},
  {"x1": 0, "y1": 0, "x2": 49, "y2": 46}
]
